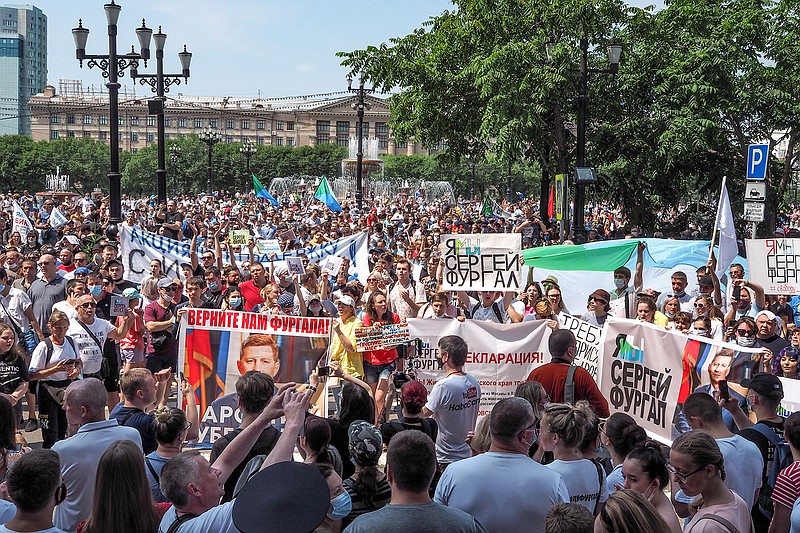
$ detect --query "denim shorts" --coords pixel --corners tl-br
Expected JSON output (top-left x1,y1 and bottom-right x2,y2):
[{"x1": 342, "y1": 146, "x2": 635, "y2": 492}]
[{"x1": 362, "y1": 361, "x2": 395, "y2": 385}]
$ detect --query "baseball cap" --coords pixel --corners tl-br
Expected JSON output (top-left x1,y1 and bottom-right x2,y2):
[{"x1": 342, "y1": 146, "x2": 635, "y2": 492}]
[
  {"x1": 157, "y1": 278, "x2": 175, "y2": 289},
  {"x1": 334, "y1": 295, "x2": 355, "y2": 308},
  {"x1": 277, "y1": 293, "x2": 294, "y2": 308},
  {"x1": 74, "y1": 267, "x2": 91, "y2": 275},
  {"x1": 232, "y1": 462, "x2": 328, "y2": 533},
  {"x1": 348, "y1": 421, "x2": 383, "y2": 467},
  {"x1": 741, "y1": 372, "x2": 784, "y2": 400},
  {"x1": 274, "y1": 266, "x2": 289, "y2": 277},
  {"x1": 122, "y1": 287, "x2": 142, "y2": 300}
]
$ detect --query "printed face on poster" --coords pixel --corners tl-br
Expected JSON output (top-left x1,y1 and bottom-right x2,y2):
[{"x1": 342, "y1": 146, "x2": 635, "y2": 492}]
[{"x1": 178, "y1": 309, "x2": 331, "y2": 444}]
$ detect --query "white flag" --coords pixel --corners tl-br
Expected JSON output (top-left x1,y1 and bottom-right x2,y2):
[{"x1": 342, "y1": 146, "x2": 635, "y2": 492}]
[
  {"x1": 12, "y1": 201, "x2": 34, "y2": 241},
  {"x1": 49, "y1": 205, "x2": 68, "y2": 228},
  {"x1": 714, "y1": 176, "x2": 738, "y2": 279}
]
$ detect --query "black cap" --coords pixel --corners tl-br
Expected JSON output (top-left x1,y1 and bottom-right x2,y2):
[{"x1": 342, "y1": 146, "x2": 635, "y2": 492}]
[
  {"x1": 232, "y1": 462, "x2": 329, "y2": 533},
  {"x1": 741, "y1": 372, "x2": 784, "y2": 400}
]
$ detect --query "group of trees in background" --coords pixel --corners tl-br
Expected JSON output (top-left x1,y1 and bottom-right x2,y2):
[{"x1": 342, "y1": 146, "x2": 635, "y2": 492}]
[{"x1": 338, "y1": 0, "x2": 799, "y2": 232}]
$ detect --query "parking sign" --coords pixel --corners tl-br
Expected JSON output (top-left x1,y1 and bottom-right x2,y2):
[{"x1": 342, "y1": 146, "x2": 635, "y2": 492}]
[{"x1": 747, "y1": 144, "x2": 769, "y2": 180}]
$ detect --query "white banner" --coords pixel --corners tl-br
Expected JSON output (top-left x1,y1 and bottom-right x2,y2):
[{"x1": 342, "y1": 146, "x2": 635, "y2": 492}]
[
  {"x1": 780, "y1": 378, "x2": 800, "y2": 417},
  {"x1": 408, "y1": 318, "x2": 550, "y2": 417},
  {"x1": 745, "y1": 238, "x2": 800, "y2": 294},
  {"x1": 440, "y1": 233, "x2": 522, "y2": 292},
  {"x1": 120, "y1": 225, "x2": 371, "y2": 284},
  {"x1": 559, "y1": 315, "x2": 602, "y2": 382},
  {"x1": 12, "y1": 201, "x2": 34, "y2": 241}
]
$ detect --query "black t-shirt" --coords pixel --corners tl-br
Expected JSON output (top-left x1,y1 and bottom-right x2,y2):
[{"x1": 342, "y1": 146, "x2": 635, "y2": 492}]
[
  {"x1": 161, "y1": 211, "x2": 184, "y2": 240},
  {"x1": 0, "y1": 354, "x2": 29, "y2": 394},
  {"x1": 109, "y1": 403, "x2": 157, "y2": 454},
  {"x1": 380, "y1": 415, "x2": 438, "y2": 447},
  {"x1": 755, "y1": 334, "x2": 790, "y2": 357}
]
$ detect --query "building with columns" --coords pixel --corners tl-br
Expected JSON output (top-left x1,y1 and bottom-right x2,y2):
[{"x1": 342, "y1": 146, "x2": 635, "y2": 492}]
[{"x1": 29, "y1": 81, "x2": 438, "y2": 156}]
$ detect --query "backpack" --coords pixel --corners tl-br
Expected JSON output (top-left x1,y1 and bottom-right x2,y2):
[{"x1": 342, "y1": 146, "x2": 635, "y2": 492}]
[
  {"x1": 44, "y1": 336, "x2": 78, "y2": 366},
  {"x1": 750, "y1": 422, "x2": 792, "y2": 519},
  {"x1": 470, "y1": 302, "x2": 504, "y2": 323}
]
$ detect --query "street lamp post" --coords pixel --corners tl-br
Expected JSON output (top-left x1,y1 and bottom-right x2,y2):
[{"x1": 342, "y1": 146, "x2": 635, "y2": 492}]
[
  {"x1": 129, "y1": 25, "x2": 191, "y2": 205},
  {"x1": 239, "y1": 140, "x2": 256, "y2": 194},
  {"x1": 169, "y1": 144, "x2": 180, "y2": 196},
  {"x1": 72, "y1": 1, "x2": 152, "y2": 238},
  {"x1": 347, "y1": 76, "x2": 375, "y2": 212},
  {"x1": 571, "y1": 38, "x2": 622, "y2": 238},
  {"x1": 199, "y1": 128, "x2": 221, "y2": 194}
]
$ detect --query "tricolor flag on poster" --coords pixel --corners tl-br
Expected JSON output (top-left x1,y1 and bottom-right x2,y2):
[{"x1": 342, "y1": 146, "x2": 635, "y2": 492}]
[
  {"x1": 12, "y1": 201, "x2": 34, "y2": 241},
  {"x1": 49, "y1": 205, "x2": 69, "y2": 228}
]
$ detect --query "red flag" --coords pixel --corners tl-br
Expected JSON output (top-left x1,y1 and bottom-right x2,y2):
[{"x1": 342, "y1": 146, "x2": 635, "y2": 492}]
[
  {"x1": 185, "y1": 329, "x2": 215, "y2": 414},
  {"x1": 547, "y1": 185, "x2": 555, "y2": 219}
]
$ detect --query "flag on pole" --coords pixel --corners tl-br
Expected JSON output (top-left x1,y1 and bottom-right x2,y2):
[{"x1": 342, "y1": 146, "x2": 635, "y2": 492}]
[
  {"x1": 253, "y1": 174, "x2": 279, "y2": 206},
  {"x1": 480, "y1": 197, "x2": 494, "y2": 218},
  {"x1": 714, "y1": 176, "x2": 737, "y2": 279},
  {"x1": 12, "y1": 201, "x2": 34, "y2": 241},
  {"x1": 313, "y1": 176, "x2": 342, "y2": 212},
  {"x1": 49, "y1": 205, "x2": 69, "y2": 228},
  {"x1": 547, "y1": 184, "x2": 555, "y2": 219}
]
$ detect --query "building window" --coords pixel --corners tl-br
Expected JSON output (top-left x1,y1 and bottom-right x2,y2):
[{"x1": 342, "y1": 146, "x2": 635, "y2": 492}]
[
  {"x1": 147, "y1": 133, "x2": 154, "y2": 142},
  {"x1": 396, "y1": 140, "x2": 407, "y2": 149},
  {"x1": 147, "y1": 116, "x2": 155, "y2": 127},
  {"x1": 99, "y1": 115, "x2": 109, "y2": 125},
  {"x1": 210, "y1": 118, "x2": 218, "y2": 128},
  {"x1": 118, "y1": 117, "x2": 125, "y2": 126},
  {"x1": 99, "y1": 132, "x2": 107, "y2": 140},
  {"x1": 165, "y1": 133, "x2": 171, "y2": 140},
  {"x1": 361, "y1": 122, "x2": 369, "y2": 136},
  {"x1": 336, "y1": 121, "x2": 350, "y2": 146},
  {"x1": 376, "y1": 122, "x2": 389, "y2": 149},
  {"x1": 178, "y1": 118, "x2": 186, "y2": 128},
  {"x1": 226, "y1": 135, "x2": 233, "y2": 144},
  {"x1": 66, "y1": 114, "x2": 75, "y2": 124},
  {"x1": 83, "y1": 132, "x2": 92, "y2": 138},
  {"x1": 316, "y1": 121, "x2": 330, "y2": 133},
  {"x1": 256, "y1": 136, "x2": 264, "y2": 145},
  {"x1": 131, "y1": 148, "x2": 138, "y2": 153},
  {"x1": 164, "y1": 118, "x2": 171, "y2": 127},
  {"x1": 50, "y1": 114, "x2": 59, "y2": 124},
  {"x1": 83, "y1": 114, "x2": 92, "y2": 125},
  {"x1": 241, "y1": 119, "x2": 250, "y2": 130},
  {"x1": 66, "y1": 131, "x2": 75, "y2": 138},
  {"x1": 287, "y1": 121, "x2": 295, "y2": 131},
  {"x1": 50, "y1": 130, "x2": 59, "y2": 140},
  {"x1": 275, "y1": 137, "x2": 283, "y2": 146},
  {"x1": 131, "y1": 132, "x2": 138, "y2": 141},
  {"x1": 287, "y1": 137, "x2": 295, "y2": 147},
  {"x1": 118, "y1": 133, "x2": 123, "y2": 141},
  {"x1": 226, "y1": 119, "x2": 235, "y2": 129},
  {"x1": 276, "y1": 121, "x2": 284, "y2": 131},
  {"x1": 241, "y1": 136, "x2": 249, "y2": 144},
  {"x1": 257, "y1": 120, "x2": 265, "y2": 130},
  {"x1": 195, "y1": 118, "x2": 203, "y2": 128},
  {"x1": 130, "y1": 116, "x2": 139, "y2": 126}
]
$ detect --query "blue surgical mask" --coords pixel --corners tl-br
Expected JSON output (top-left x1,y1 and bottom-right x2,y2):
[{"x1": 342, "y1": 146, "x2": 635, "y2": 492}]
[
  {"x1": 328, "y1": 491, "x2": 352, "y2": 520},
  {"x1": 614, "y1": 278, "x2": 626, "y2": 289},
  {"x1": 0, "y1": 284, "x2": 5, "y2": 293},
  {"x1": 228, "y1": 297, "x2": 242, "y2": 308},
  {"x1": 208, "y1": 281, "x2": 219, "y2": 291},
  {"x1": 89, "y1": 285, "x2": 102, "y2": 297}
]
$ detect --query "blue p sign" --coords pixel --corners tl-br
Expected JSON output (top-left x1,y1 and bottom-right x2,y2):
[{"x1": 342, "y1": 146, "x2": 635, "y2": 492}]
[{"x1": 747, "y1": 144, "x2": 769, "y2": 180}]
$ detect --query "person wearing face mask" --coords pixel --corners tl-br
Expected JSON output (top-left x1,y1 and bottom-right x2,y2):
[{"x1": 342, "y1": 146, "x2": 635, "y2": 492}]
[
  {"x1": 434, "y1": 398, "x2": 568, "y2": 533},
  {"x1": 620, "y1": 442, "x2": 682, "y2": 532},
  {"x1": 222, "y1": 288, "x2": 246, "y2": 312},
  {"x1": 304, "y1": 294, "x2": 329, "y2": 318},
  {"x1": 310, "y1": 462, "x2": 352, "y2": 533},
  {"x1": 725, "y1": 278, "x2": 767, "y2": 324},
  {"x1": 688, "y1": 316, "x2": 712, "y2": 338},
  {"x1": 201, "y1": 267, "x2": 226, "y2": 309},
  {"x1": 341, "y1": 421, "x2": 391, "y2": 528},
  {"x1": 691, "y1": 295, "x2": 725, "y2": 340},
  {"x1": 144, "y1": 278, "x2": 179, "y2": 407},
  {"x1": 677, "y1": 392, "x2": 763, "y2": 521},
  {"x1": 656, "y1": 271, "x2": 694, "y2": 313},
  {"x1": 607, "y1": 243, "x2": 645, "y2": 319}
]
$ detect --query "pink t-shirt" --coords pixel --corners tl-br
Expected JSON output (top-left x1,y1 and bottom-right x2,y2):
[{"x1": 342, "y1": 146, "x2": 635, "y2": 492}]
[{"x1": 686, "y1": 490, "x2": 753, "y2": 533}]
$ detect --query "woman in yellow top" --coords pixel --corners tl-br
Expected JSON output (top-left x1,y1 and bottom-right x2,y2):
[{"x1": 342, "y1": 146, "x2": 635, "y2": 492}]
[{"x1": 330, "y1": 295, "x2": 363, "y2": 378}]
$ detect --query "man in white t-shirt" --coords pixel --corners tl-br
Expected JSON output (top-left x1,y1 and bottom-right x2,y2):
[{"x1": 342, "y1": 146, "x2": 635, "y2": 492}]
[
  {"x1": 435, "y1": 397, "x2": 569, "y2": 533},
  {"x1": 422, "y1": 336, "x2": 481, "y2": 469},
  {"x1": 388, "y1": 259, "x2": 427, "y2": 322}
]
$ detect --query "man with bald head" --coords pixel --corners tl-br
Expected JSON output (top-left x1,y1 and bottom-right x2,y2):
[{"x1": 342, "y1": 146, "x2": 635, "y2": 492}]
[
  {"x1": 52, "y1": 377, "x2": 142, "y2": 533},
  {"x1": 434, "y1": 398, "x2": 569, "y2": 533}
]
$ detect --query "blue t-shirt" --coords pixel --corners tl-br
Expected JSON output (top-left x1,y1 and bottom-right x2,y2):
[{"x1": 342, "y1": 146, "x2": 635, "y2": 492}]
[{"x1": 110, "y1": 403, "x2": 157, "y2": 454}]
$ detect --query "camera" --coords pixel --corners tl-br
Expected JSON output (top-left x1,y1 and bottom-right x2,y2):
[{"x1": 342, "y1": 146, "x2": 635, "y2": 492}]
[{"x1": 393, "y1": 370, "x2": 416, "y2": 389}]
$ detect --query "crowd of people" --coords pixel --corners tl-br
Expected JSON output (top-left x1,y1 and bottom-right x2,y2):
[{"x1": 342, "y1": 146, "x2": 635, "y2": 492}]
[{"x1": 0, "y1": 187, "x2": 798, "y2": 533}]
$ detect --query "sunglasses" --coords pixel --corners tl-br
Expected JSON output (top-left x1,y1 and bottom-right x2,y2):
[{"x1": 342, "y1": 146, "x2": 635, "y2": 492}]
[
  {"x1": 693, "y1": 302, "x2": 706, "y2": 308},
  {"x1": 162, "y1": 286, "x2": 178, "y2": 292},
  {"x1": 736, "y1": 328, "x2": 755, "y2": 337},
  {"x1": 79, "y1": 302, "x2": 97, "y2": 309}
]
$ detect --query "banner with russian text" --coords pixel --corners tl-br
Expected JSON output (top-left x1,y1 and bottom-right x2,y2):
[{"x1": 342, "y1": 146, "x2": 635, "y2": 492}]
[
  {"x1": 745, "y1": 238, "x2": 800, "y2": 294},
  {"x1": 558, "y1": 315, "x2": 602, "y2": 382},
  {"x1": 120, "y1": 225, "x2": 370, "y2": 284},
  {"x1": 440, "y1": 233, "x2": 522, "y2": 292},
  {"x1": 178, "y1": 309, "x2": 331, "y2": 445},
  {"x1": 601, "y1": 317, "x2": 763, "y2": 444},
  {"x1": 407, "y1": 318, "x2": 550, "y2": 417},
  {"x1": 354, "y1": 323, "x2": 410, "y2": 352}
]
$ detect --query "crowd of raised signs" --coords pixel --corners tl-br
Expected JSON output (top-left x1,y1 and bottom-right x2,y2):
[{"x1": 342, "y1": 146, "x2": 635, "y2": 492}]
[{"x1": 0, "y1": 187, "x2": 797, "y2": 533}]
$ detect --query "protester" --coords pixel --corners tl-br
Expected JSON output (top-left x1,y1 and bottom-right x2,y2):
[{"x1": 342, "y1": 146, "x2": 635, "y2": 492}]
[
  {"x1": 380, "y1": 379, "x2": 438, "y2": 447},
  {"x1": 545, "y1": 503, "x2": 594, "y2": 533},
  {"x1": 600, "y1": 413, "x2": 647, "y2": 494},
  {"x1": 342, "y1": 421, "x2": 391, "y2": 527},
  {"x1": 1, "y1": 449, "x2": 67, "y2": 533},
  {"x1": 360, "y1": 290, "x2": 401, "y2": 423},
  {"x1": 623, "y1": 442, "x2": 681, "y2": 532},
  {"x1": 594, "y1": 490, "x2": 673, "y2": 533}
]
